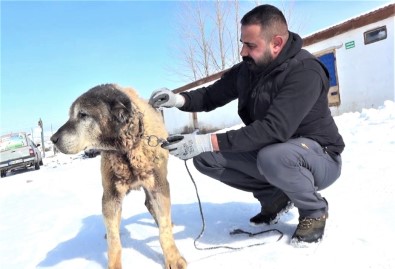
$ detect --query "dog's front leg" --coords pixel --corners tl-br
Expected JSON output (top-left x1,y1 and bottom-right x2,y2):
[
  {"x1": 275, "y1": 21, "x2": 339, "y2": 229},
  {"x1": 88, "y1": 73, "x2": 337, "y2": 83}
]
[
  {"x1": 146, "y1": 185, "x2": 187, "y2": 269},
  {"x1": 102, "y1": 192, "x2": 124, "y2": 269}
]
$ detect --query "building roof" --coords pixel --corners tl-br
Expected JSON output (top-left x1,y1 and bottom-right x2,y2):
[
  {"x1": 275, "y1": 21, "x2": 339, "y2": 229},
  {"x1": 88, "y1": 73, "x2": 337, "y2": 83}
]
[{"x1": 303, "y1": 3, "x2": 395, "y2": 46}]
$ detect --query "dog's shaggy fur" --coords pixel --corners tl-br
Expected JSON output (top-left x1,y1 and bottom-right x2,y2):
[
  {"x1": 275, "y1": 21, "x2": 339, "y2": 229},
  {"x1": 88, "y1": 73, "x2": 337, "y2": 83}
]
[{"x1": 51, "y1": 84, "x2": 187, "y2": 269}]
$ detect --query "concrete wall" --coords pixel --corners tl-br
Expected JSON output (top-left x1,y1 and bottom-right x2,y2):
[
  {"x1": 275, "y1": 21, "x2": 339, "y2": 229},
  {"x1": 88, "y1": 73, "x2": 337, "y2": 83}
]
[{"x1": 304, "y1": 16, "x2": 394, "y2": 115}]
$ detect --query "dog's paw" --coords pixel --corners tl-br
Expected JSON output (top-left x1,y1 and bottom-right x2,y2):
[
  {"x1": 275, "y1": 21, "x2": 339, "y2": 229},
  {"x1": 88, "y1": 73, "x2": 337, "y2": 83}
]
[{"x1": 166, "y1": 256, "x2": 187, "y2": 269}]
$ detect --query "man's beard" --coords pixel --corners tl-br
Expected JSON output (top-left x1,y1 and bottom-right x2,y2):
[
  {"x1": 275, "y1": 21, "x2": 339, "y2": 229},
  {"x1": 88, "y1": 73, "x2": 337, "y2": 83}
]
[{"x1": 243, "y1": 49, "x2": 273, "y2": 73}]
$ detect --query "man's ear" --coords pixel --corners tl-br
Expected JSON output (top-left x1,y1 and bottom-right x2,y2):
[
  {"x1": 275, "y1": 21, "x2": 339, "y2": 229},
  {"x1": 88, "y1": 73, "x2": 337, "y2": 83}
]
[
  {"x1": 111, "y1": 101, "x2": 131, "y2": 123},
  {"x1": 271, "y1": 35, "x2": 285, "y2": 56}
]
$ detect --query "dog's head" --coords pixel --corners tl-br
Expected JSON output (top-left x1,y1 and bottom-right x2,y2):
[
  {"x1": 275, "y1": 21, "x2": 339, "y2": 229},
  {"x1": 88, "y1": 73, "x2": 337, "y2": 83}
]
[{"x1": 51, "y1": 84, "x2": 142, "y2": 154}]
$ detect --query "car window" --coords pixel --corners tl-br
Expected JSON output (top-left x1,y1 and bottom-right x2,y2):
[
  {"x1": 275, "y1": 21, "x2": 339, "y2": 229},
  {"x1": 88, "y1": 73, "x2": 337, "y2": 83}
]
[{"x1": 0, "y1": 133, "x2": 28, "y2": 152}]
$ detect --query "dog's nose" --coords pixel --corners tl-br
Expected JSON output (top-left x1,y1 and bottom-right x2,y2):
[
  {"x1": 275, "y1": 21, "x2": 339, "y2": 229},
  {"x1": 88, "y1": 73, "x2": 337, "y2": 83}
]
[{"x1": 50, "y1": 134, "x2": 59, "y2": 144}]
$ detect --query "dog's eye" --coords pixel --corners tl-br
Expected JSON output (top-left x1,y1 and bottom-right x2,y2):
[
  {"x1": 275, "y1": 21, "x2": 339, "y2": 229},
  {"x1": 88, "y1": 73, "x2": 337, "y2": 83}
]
[{"x1": 78, "y1": 112, "x2": 89, "y2": 119}]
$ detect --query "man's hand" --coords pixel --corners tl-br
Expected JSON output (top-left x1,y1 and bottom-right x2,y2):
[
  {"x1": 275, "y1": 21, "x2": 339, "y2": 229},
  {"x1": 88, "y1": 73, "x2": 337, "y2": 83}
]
[
  {"x1": 162, "y1": 133, "x2": 213, "y2": 160},
  {"x1": 148, "y1": 88, "x2": 185, "y2": 109}
]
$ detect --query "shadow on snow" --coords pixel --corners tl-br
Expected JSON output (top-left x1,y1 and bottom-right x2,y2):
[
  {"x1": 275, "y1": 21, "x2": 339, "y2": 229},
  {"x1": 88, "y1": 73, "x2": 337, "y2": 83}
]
[{"x1": 37, "y1": 201, "x2": 297, "y2": 268}]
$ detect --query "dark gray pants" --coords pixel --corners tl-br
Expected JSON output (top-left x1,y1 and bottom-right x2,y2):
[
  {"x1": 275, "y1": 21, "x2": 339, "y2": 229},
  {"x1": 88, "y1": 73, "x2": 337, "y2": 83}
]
[{"x1": 193, "y1": 137, "x2": 342, "y2": 218}]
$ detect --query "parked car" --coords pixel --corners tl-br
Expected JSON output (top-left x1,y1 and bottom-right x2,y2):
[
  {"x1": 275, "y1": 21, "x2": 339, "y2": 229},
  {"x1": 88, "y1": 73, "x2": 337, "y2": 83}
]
[{"x1": 0, "y1": 132, "x2": 43, "y2": 178}]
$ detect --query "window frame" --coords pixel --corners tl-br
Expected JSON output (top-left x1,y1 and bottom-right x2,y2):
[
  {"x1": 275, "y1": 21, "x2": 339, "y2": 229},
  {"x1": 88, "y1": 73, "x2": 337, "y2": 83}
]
[{"x1": 364, "y1": 26, "x2": 387, "y2": 45}]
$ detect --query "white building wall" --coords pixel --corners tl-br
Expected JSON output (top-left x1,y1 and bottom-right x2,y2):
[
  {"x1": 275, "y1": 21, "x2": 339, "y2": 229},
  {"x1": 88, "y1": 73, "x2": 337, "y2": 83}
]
[{"x1": 304, "y1": 16, "x2": 394, "y2": 115}]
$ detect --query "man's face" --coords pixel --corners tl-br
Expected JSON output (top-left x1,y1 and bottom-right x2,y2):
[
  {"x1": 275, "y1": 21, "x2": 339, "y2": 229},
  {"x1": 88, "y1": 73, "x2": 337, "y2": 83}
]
[{"x1": 240, "y1": 24, "x2": 274, "y2": 72}]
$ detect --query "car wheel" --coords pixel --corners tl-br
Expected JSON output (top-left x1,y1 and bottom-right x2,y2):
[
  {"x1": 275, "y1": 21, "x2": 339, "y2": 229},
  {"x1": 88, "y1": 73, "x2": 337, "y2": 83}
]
[
  {"x1": 34, "y1": 162, "x2": 40, "y2": 170},
  {"x1": 1, "y1": 170, "x2": 6, "y2": 178}
]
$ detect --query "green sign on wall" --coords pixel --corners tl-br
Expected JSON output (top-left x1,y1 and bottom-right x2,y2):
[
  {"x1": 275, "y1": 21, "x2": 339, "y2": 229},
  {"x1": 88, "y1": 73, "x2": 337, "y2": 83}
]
[{"x1": 345, "y1": 41, "x2": 355, "y2": 49}]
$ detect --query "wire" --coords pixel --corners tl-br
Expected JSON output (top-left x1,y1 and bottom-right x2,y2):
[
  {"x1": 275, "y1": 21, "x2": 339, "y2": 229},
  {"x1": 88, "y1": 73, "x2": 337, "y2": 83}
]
[{"x1": 184, "y1": 160, "x2": 283, "y2": 251}]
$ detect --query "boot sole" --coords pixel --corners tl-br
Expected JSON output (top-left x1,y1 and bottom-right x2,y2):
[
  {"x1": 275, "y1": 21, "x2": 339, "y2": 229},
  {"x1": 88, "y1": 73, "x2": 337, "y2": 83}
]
[{"x1": 290, "y1": 237, "x2": 322, "y2": 248}]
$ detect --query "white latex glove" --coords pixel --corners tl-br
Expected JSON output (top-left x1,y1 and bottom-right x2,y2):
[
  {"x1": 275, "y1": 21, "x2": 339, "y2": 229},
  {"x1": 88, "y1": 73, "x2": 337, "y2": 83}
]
[
  {"x1": 162, "y1": 133, "x2": 213, "y2": 160},
  {"x1": 148, "y1": 87, "x2": 185, "y2": 108}
]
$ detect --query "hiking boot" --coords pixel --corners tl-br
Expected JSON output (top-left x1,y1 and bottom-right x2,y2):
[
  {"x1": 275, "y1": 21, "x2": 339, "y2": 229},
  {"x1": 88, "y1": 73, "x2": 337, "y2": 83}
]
[
  {"x1": 250, "y1": 199, "x2": 293, "y2": 226},
  {"x1": 291, "y1": 213, "x2": 328, "y2": 247}
]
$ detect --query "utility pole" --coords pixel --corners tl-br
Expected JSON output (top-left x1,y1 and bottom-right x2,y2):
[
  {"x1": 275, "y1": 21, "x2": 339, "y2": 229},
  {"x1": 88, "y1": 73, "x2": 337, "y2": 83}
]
[{"x1": 38, "y1": 118, "x2": 45, "y2": 158}]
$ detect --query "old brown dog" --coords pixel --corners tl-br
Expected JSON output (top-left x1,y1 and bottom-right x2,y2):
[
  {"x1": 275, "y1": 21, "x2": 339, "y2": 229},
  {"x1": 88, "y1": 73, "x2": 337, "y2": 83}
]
[{"x1": 51, "y1": 84, "x2": 187, "y2": 269}]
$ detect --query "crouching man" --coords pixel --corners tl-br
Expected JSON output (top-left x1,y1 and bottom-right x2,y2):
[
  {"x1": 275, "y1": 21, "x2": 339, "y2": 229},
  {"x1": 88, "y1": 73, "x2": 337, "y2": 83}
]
[{"x1": 149, "y1": 4, "x2": 344, "y2": 246}]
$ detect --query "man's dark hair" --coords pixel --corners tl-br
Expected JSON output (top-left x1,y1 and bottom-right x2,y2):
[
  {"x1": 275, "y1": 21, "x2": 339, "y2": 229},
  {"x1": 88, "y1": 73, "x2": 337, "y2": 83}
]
[{"x1": 241, "y1": 4, "x2": 288, "y2": 40}]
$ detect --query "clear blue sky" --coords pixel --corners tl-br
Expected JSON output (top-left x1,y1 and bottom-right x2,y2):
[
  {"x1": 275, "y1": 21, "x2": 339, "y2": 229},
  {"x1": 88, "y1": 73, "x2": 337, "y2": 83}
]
[{"x1": 1, "y1": 0, "x2": 392, "y2": 135}]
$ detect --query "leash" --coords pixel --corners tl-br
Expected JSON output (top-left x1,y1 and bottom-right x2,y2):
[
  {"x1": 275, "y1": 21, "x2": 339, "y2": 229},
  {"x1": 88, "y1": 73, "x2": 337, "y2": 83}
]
[{"x1": 184, "y1": 160, "x2": 284, "y2": 251}]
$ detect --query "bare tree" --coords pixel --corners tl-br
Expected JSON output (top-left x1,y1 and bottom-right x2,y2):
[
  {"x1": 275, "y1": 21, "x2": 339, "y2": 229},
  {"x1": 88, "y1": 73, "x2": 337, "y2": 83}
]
[
  {"x1": 210, "y1": 1, "x2": 240, "y2": 71},
  {"x1": 214, "y1": 0, "x2": 226, "y2": 70},
  {"x1": 171, "y1": 1, "x2": 239, "y2": 82},
  {"x1": 170, "y1": 0, "x2": 302, "y2": 84},
  {"x1": 196, "y1": 4, "x2": 211, "y2": 78},
  {"x1": 169, "y1": 1, "x2": 212, "y2": 81},
  {"x1": 234, "y1": 0, "x2": 241, "y2": 63}
]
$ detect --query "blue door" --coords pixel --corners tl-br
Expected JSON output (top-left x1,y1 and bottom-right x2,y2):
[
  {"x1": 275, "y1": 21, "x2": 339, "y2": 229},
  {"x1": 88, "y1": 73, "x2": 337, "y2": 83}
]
[
  {"x1": 318, "y1": 52, "x2": 340, "y2": 106},
  {"x1": 318, "y1": 52, "x2": 337, "y2": 87}
]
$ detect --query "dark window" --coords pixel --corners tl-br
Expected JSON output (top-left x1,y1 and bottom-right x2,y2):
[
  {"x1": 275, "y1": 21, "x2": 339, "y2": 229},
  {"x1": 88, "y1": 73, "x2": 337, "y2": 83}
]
[{"x1": 364, "y1": 26, "x2": 387, "y2": 45}]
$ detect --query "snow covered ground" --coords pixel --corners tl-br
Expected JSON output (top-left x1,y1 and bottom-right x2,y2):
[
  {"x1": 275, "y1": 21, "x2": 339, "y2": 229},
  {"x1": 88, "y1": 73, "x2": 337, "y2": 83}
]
[{"x1": 1, "y1": 100, "x2": 394, "y2": 269}]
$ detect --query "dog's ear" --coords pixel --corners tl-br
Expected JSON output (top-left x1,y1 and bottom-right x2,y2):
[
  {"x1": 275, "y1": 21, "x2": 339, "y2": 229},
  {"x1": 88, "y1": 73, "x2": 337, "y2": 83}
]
[{"x1": 111, "y1": 101, "x2": 131, "y2": 123}]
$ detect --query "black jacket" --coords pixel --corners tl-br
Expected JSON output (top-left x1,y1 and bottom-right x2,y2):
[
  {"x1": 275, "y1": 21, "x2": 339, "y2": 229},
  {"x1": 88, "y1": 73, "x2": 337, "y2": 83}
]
[{"x1": 180, "y1": 32, "x2": 345, "y2": 155}]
